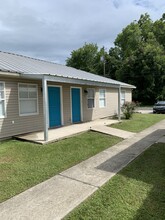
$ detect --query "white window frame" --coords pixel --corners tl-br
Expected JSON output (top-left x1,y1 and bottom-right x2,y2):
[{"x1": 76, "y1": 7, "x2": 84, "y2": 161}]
[
  {"x1": 99, "y1": 89, "x2": 106, "y2": 108},
  {"x1": 0, "y1": 81, "x2": 6, "y2": 118},
  {"x1": 18, "y1": 83, "x2": 39, "y2": 116},
  {"x1": 121, "y1": 91, "x2": 126, "y2": 106},
  {"x1": 87, "y1": 88, "x2": 95, "y2": 109}
]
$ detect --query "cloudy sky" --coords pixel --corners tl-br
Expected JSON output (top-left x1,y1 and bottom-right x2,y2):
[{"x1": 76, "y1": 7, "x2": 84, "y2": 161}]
[{"x1": 0, "y1": 0, "x2": 164, "y2": 64}]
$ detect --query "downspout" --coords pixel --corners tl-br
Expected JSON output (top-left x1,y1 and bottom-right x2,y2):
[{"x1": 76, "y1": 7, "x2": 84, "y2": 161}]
[
  {"x1": 42, "y1": 76, "x2": 48, "y2": 141},
  {"x1": 118, "y1": 85, "x2": 121, "y2": 121}
]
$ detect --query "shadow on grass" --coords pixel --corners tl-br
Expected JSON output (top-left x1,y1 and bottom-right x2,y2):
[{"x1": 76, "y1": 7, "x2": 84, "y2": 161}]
[{"x1": 97, "y1": 129, "x2": 165, "y2": 219}]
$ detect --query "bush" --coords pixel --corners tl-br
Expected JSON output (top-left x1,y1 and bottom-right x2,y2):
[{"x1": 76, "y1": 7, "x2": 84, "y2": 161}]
[{"x1": 121, "y1": 102, "x2": 136, "y2": 119}]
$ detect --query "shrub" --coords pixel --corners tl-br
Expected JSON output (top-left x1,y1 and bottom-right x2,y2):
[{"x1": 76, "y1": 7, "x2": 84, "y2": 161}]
[{"x1": 121, "y1": 102, "x2": 136, "y2": 119}]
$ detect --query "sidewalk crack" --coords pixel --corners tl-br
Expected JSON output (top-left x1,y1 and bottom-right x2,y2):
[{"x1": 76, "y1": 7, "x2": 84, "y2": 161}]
[{"x1": 59, "y1": 174, "x2": 99, "y2": 189}]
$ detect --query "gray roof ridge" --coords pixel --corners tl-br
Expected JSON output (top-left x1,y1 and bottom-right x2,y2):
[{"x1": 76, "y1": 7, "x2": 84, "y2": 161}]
[{"x1": 0, "y1": 50, "x2": 65, "y2": 67}]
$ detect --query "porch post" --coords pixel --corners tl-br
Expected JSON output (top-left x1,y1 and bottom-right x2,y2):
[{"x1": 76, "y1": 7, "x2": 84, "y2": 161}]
[
  {"x1": 42, "y1": 76, "x2": 48, "y2": 141},
  {"x1": 118, "y1": 85, "x2": 121, "y2": 121}
]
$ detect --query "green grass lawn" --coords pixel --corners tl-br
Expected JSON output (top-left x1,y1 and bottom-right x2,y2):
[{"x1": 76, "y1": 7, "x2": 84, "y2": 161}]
[
  {"x1": 65, "y1": 143, "x2": 165, "y2": 220},
  {"x1": 111, "y1": 113, "x2": 165, "y2": 132},
  {"x1": 0, "y1": 131, "x2": 122, "y2": 203}
]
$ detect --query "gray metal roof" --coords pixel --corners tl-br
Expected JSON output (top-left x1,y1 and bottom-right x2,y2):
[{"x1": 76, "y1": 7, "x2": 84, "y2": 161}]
[{"x1": 0, "y1": 51, "x2": 135, "y2": 88}]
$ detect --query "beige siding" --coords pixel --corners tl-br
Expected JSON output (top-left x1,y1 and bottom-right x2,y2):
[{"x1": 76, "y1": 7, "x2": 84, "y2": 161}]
[
  {"x1": 62, "y1": 85, "x2": 71, "y2": 125},
  {"x1": 82, "y1": 86, "x2": 119, "y2": 121},
  {"x1": 0, "y1": 77, "x2": 43, "y2": 139},
  {"x1": 0, "y1": 77, "x2": 133, "y2": 139},
  {"x1": 122, "y1": 88, "x2": 132, "y2": 102}
]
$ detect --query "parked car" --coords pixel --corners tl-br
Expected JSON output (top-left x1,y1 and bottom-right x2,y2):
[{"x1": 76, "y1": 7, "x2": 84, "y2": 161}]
[{"x1": 153, "y1": 101, "x2": 165, "y2": 113}]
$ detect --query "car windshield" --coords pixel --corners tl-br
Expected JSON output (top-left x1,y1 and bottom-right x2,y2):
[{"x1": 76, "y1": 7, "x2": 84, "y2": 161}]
[{"x1": 155, "y1": 102, "x2": 165, "y2": 106}]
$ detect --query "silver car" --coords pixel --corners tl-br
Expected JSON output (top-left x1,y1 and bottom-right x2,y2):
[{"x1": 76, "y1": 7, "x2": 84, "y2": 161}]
[{"x1": 153, "y1": 101, "x2": 165, "y2": 113}]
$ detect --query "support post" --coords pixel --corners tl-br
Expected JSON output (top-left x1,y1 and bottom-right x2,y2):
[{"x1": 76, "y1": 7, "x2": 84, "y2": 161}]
[
  {"x1": 118, "y1": 85, "x2": 121, "y2": 121},
  {"x1": 42, "y1": 76, "x2": 48, "y2": 141}
]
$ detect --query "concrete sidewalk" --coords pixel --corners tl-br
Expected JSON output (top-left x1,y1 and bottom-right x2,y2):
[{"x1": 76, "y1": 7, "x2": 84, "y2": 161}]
[
  {"x1": 0, "y1": 120, "x2": 165, "y2": 220},
  {"x1": 16, "y1": 118, "x2": 119, "y2": 144},
  {"x1": 91, "y1": 125, "x2": 135, "y2": 139}
]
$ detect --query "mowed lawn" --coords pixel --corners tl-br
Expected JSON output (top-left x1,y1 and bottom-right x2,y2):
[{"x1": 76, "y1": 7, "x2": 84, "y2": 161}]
[
  {"x1": 110, "y1": 113, "x2": 165, "y2": 132},
  {"x1": 65, "y1": 143, "x2": 165, "y2": 220},
  {"x1": 0, "y1": 132, "x2": 122, "y2": 203}
]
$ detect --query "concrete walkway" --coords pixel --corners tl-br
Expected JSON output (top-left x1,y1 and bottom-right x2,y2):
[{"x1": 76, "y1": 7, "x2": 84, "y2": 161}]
[
  {"x1": 0, "y1": 120, "x2": 165, "y2": 220},
  {"x1": 91, "y1": 125, "x2": 135, "y2": 139},
  {"x1": 16, "y1": 118, "x2": 120, "y2": 144}
]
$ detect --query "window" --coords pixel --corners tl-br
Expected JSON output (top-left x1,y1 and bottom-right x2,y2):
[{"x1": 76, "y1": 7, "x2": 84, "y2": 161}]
[
  {"x1": 121, "y1": 91, "x2": 125, "y2": 106},
  {"x1": 99, "y1": 89, "x2": 106, "y2": 108},
  {"x1": 19, "y1": 84, "x2": 38, "y2": 116},
  {"x1": 0, "y1": 82, "x2": 6, "y2": 118},
  {"x1": 87, "y1": 88, "x2": 95, "y2": 109}
]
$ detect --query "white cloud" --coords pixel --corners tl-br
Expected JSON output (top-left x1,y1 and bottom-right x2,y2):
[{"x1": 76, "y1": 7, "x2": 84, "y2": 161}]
[{"x1": 0, "y1": 0, "x2": 164, "y2": 63}]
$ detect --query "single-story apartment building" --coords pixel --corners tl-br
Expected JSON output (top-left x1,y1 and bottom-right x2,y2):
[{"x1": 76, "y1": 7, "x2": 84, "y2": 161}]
[{"x1": 0, "y1": 51, "x2": 135, "y2": 141}]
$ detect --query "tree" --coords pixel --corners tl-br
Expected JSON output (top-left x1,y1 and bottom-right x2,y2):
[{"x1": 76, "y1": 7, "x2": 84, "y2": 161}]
[
  {"x1": 66, "y1": 43, "x2": 98, "y2": 73},
  {"x1": 110, "y1": 13, "x2": 165, "y2": 104},
  {"x1": 153, "y1": 13, "x2": 165, "y2": 49},
  {"x1": 66, "y1": 43, "x2": 110, "y2": 76},
  {"x1": 108, "y1": 47, "x2": 122, "y2": 79}
]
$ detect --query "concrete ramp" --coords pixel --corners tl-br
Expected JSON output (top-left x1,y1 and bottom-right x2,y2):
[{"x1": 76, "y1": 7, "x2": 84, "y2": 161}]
[{"x1": 91, "y1": 125, "x2": 135, "y2": 139}]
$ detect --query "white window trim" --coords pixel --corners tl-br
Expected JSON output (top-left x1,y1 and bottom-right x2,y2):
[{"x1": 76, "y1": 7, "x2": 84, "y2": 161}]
[
  {"x1": 87, "y1": 88, "x2": 95, "y2": 109},
  {"x1": 18, "y1": 83, "x2": 39, "y2": 116},
  {"x1": 99, "y1": 88, "x2": 106, "y2": 108},
  {"x1": 121, "y1": 91, "x2": 126, "y2": 106},
  {"x1": 0, "y1": 81, "x2": 6, "y2": 118}
]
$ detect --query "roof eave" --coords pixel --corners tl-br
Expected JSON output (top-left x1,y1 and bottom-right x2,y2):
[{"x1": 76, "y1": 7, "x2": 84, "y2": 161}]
[
  {"x1": 0, "y1": 70, "x2": 21, "y2": 77},
  {"x1": 0, "y1": 71, "x2": 135, "y2": 89},
  {"x1": 20, "y1": 73, "x2": 123, "y2": 88},
  {"x1": 121, "y1": 85, "x2": 136, "y2": 89}
]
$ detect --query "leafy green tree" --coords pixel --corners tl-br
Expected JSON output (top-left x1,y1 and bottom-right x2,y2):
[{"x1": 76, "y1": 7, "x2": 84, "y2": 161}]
[
  {"x1": 66, "y1": 43, "x2": 110, "y2": 76},
  {"x1": 110, "y1": 13, "x2": 165, "y2": 104},
  {"x1": 153, "y1": 13, "x2": 165, "y2": 49},
  {"x1": 94, "y1": 47, "x2": 111, "y2": 77},
  {"x1": 115, "y1": 21, "x2": 142, "y2": 58},
  {"x1": 108, "y1": 47, "x2": 122, "y2": 79},
  {"x1": 66, "y1": 43, "x2": 98, "y2": 73}
]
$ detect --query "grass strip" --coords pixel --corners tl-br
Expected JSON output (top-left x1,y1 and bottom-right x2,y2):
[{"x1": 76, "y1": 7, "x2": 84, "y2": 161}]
[
  {"x1": 0, "y1": 131, "x2": 122, "y2": 202},
  {"x1": 65, "y1": 143, "x2": 165, "y2": 220},
  {"x1": 110, "y1": 113, "x2": 165, "y2": 132}
]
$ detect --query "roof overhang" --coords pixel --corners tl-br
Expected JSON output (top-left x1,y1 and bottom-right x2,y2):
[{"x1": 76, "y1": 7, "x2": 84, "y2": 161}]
[
  {"x1": 0, "y1": 71, "x2": 135, "y2": 89},
  {"x1": 0, "y1": 71, "x2": 20, "y2": 77},
  {"x1": 20, "y1": 73, "x2": 135, "y2": 89}
]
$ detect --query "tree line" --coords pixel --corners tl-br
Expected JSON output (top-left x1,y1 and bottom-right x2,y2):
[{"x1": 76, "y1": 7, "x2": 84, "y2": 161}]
[{"x1": 66, "y1": 13, "x2": 165, "y2": 105}]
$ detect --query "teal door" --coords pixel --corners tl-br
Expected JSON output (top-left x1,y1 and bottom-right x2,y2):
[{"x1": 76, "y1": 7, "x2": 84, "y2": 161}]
[
  {"x1": 48, "y1": 87, "x2": 61, "y2": 127},
  {"x1": 71, "y1": 88, "x2": 81, "y2": 123}
]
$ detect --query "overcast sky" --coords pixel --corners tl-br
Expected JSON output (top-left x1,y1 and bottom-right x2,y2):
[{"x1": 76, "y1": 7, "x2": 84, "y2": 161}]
[{"x1": 0, "y1": 0, "x2": 164, "y2": 64}]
